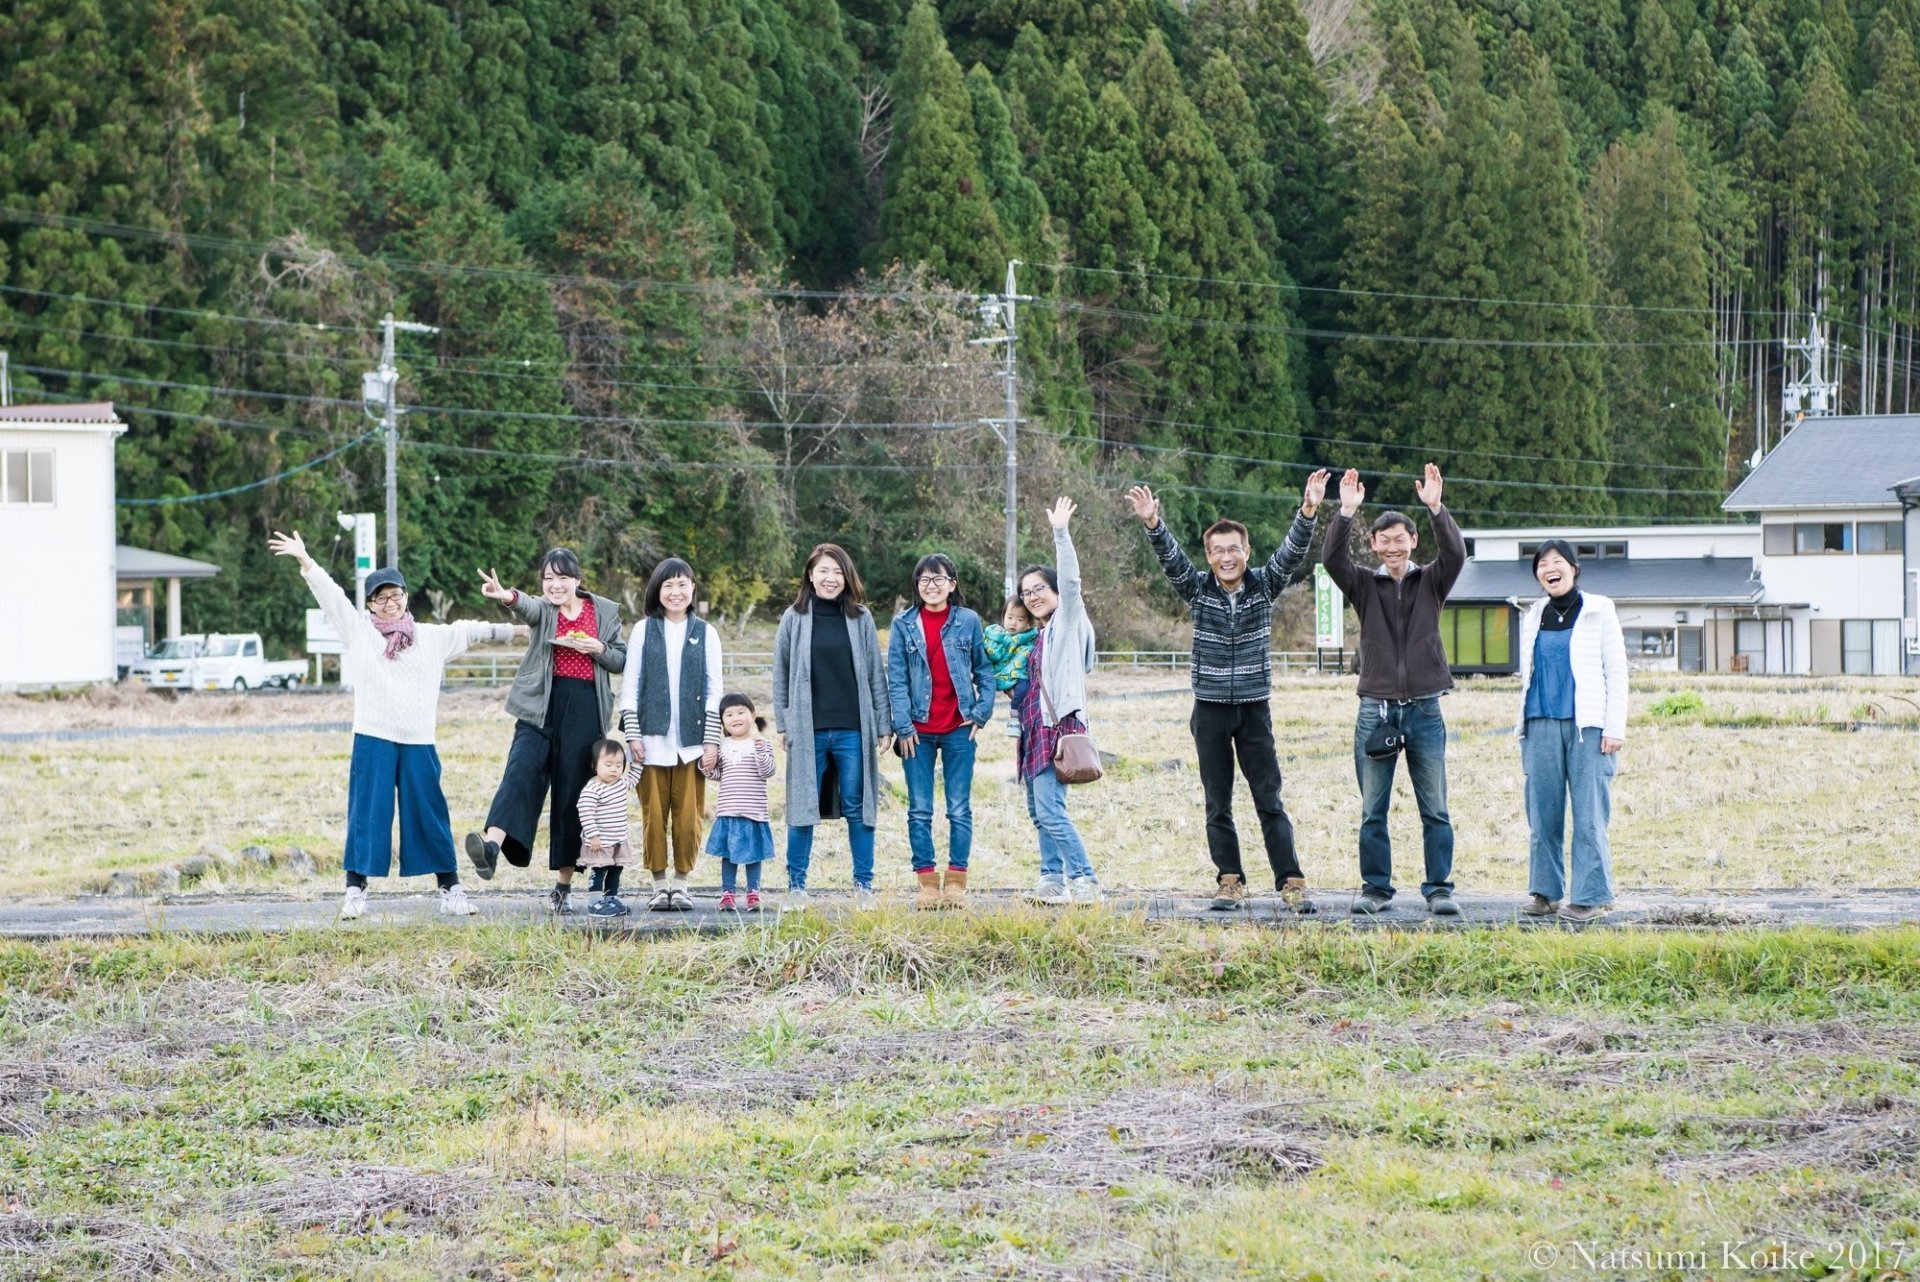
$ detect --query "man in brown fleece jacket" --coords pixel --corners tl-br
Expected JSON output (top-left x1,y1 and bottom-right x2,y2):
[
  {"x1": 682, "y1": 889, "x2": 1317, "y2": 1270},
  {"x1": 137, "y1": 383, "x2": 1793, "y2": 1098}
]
[{"x1": 1321, "y1": 464, "x2": 1466, "y2": 917}]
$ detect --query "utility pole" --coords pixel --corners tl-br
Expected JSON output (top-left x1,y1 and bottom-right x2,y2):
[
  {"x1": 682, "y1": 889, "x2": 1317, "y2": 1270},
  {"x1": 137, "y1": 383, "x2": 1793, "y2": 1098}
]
[
  {"x1": 1778, "y1": 313, "x2": 1838, "y2": 446},
  {"x1": 972, "y1": 261, "x2": 1027, "y2": 601},
  {"x1": 1, "y1": 350, "x2": 11, "y2": 407},
  {"x1": 362, "y1": 313, "x2": 439, "y2": 568}
]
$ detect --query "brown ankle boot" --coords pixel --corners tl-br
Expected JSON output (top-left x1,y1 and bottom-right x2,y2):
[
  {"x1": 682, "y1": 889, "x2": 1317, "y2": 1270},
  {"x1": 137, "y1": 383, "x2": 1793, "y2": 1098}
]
[
  {"x1": 915, "y1": 868, "x2": 942, "y2": 910},
  {"x1": 940, "y1": 866, "x2": 968, "y2": 908}
]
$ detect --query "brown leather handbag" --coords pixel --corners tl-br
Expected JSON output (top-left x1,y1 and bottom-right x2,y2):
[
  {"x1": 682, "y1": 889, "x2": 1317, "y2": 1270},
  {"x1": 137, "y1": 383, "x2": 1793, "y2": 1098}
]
[{"x1": 1037, "y1": 662, "x2": 1103, "y2": 785}]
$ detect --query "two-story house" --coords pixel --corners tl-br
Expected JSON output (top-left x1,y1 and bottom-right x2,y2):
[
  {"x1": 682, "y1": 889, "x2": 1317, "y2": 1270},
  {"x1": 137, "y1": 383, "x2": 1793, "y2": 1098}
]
[
  {"x1": 1722, "y1": 413, "x2": 1920, "y2": 676},
  {"x1": 1438, "y1": 413, "x2": 1920, "y2": 677}
]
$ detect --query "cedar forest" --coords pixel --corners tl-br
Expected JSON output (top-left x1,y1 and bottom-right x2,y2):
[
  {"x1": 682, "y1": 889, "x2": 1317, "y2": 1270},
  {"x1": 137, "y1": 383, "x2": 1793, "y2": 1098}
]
[{"x1": 3, "y1": 0, "x2": 1916, "y2": 644}]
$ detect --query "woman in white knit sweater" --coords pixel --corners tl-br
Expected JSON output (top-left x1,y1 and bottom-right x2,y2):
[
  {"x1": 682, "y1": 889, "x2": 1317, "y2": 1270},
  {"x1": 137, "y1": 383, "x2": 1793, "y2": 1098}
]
[
  {"x1": 1514, "y1": 540, "x2": 1629, "y2": 923},
  {"x1": 271, "y1": 531, "x2": 520, "y2": 921}
]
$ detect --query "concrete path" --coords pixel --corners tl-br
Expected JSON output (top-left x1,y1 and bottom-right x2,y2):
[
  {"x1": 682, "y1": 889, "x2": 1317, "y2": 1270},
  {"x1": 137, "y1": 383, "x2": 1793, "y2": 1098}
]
[{"x1": 2, "y1": 887, "x2": 1917, "y2": 939}]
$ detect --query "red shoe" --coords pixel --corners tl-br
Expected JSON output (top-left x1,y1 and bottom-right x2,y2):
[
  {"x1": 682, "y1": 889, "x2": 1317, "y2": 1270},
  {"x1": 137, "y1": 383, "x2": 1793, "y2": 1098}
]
[
  {"x1": 745, "y1": 891, "x2": 762, "y2": 913},
  {"x1": 718, "y1": 891, "x2": 738, "y2": 911}
]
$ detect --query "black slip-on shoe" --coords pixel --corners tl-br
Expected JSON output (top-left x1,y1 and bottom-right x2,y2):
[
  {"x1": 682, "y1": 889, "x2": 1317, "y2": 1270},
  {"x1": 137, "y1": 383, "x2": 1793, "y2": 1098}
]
[{"x1": 464, "y1": 832, "x2": 499, "y2": 881}]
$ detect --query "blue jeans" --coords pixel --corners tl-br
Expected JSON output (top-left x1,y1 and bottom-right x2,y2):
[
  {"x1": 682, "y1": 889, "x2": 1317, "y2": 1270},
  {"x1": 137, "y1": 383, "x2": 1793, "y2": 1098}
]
[
  {"x1": 1522, "y1": 718, "x2": 1616, "y2": 905},
  {"x1": 1353, "y1": 698, "x2": 1454, "y2": 899},
  {"x1": 785, "y1": 728, "x2": 876, "y2": 890},
  {"x1": 902, "y1": 729, "x2": 977, "y2": 871},
  {"x1": 1024, "y1": 769, "x2": 1096, "y2": 882}
]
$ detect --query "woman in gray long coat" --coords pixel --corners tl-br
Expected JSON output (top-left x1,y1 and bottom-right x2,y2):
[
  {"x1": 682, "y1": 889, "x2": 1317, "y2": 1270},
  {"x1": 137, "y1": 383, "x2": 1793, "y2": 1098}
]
[{"x1": 772, "y1": 542, "x2": 893, "y2": 909}]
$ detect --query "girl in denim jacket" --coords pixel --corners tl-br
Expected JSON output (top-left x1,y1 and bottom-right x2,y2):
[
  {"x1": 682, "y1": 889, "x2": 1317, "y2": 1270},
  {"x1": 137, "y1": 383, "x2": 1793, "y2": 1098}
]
[{"x1": 887, "y1": 553, "x2": 998, "y2": 909}]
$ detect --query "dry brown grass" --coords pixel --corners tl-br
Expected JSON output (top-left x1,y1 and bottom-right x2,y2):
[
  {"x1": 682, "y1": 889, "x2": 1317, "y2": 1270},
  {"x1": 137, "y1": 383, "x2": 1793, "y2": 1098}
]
[{"x1": 4, "y1": 669, "x2": 1917, "y2": 900}]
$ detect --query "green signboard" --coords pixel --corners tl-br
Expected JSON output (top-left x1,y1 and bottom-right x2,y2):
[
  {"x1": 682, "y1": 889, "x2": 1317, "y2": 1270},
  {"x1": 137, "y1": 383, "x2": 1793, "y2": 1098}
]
[{"x1": 1313, "y1": 563, "x2": 1342, "y2": 650}]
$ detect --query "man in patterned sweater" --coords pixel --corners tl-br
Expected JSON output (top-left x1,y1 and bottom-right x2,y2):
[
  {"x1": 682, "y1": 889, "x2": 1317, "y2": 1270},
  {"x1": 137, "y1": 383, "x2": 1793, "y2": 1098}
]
[{"x1": 1126, "y1": 470, "x2": 1330, "y2": 913}]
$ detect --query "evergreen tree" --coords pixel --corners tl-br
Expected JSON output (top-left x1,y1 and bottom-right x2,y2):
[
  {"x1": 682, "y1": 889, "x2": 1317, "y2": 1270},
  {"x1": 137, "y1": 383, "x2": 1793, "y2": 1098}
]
[
  {"x1": 966, "y1": 64, "x2": 1052, "y2": 256},
  {"x1": 1588, "y1": 110, "x2": 1725, "y2": 512},
  {"x1": 1633, "y1": 0, "x2": 1683, "y2": 107},
  {"x1": 1118, "y1": 31, "x2": 1302, "y2": 540},
  {"x1": 1495, "y1": 56, "x2": 1612, "y2": 515},
  {"x1": 877, "y1": 1, "x2": 1007, "y2": 287},
  {"x1": 1327, "y1": 91, "x2": 1432, "y2": 476}
]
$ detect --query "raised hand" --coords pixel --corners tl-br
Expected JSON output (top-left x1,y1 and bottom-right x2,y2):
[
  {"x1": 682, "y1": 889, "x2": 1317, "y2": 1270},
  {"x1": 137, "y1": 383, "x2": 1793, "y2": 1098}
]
[
  {"x1": 1124, "y1": 484, "x2": 1160, "y2": 527},
  {"x1": 1301, "y1": 469, "x2": 1331, "y2": 516},
  {"x1": 1046, "y1": 496, "x2": 1077, "y2": 529},
  {"x1": 1338, "y1": 469, "x2": 1365, "y2": 517},
  {"x1": 268, "y1": 530, "x2": 315, "y2": 570},
  {"x1": 477, "y1": 567, "x2": 511, "y2": 602},
  {"x1": 1415, "y1": 463, "x2": 1444, "y2": 512}
]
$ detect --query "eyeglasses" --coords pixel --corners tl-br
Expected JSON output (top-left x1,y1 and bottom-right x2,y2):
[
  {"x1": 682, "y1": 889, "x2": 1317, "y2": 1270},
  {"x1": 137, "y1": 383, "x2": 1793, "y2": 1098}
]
[
  {"x1": 916, "y1": 575, "x2": 953, "y2": 586},
  {"x1": 1019, "y1": 584, "x2": 1050, "y2": 599},
  {"x1": 369, "y1": 592, "x2": 405, "y2": 605}
]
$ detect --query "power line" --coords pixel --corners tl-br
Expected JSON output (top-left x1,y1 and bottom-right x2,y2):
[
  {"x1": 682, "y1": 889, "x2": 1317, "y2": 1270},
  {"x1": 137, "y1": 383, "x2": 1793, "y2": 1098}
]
[
  {"x1": 1033, "y1": 260, "x2": 1747, "y2": 320},
  {"x1": 117, "y1": 431, "x2": 378, "y2": 506},
  {"x1": 1031, "y1": 428, "x2": 1729, "y2": 497},
  {"x1": 17, "y1": 360, "x2": 982, "y2": 431},
  {"x1": 0, "y1": 281, "x2": 372, "y2": 333},
  {"x1": 1035, "y1": 296, "x2": 1776, "y2": 349}
]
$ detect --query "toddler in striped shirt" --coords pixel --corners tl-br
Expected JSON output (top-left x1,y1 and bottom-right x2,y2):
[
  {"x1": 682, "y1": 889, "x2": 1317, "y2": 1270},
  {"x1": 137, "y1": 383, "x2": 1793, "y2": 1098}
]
[
  {"x1": 700, "y1": 693, "x2": 777, "y2": 912},
  {"x1": 579, "y1": 739, "x2": 643, "y2": 918}
]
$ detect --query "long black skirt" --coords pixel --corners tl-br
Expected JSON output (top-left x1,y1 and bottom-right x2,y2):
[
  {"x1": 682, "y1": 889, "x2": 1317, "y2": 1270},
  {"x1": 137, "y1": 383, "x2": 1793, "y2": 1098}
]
[{"x1": 485, "y1": 676, "x2": 602, "y2": 871}]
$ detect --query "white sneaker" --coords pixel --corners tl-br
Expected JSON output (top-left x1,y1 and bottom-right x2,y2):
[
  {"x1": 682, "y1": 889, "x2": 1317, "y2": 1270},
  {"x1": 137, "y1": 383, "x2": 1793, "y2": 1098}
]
[
  {"x1": 439, "y1": 884, "x2": 477, "y2": 916},
  {"x1": 783, "y1": 889, "x2": 810, "y2": 912},
  {"x1": 1026, "y1": 877, "x2": 1068, "y2": 906},
  {"x1": 339, "y1": 886, "x2": 369, "y2": 920},
  {"x1": 1068, "y1": 875, "x2": 1104, "y2": 905},
  {"x1": 853, "y1": 885, "x2": 877, "y2": 909}
]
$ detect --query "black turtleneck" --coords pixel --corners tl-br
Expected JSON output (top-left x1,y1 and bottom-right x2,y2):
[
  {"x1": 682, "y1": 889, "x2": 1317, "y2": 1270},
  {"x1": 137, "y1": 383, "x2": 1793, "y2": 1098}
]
[
  {"x1": 1540, "y1": 588, "x2": 1583, "y2": 632},
  {"x1": 808, "y1": 595, "x2": 861, "y2": 730}
]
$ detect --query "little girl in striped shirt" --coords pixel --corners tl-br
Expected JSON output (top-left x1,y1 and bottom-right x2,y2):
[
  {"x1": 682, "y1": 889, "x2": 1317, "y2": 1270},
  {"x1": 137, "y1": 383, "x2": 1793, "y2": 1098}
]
[
  {"x1": 578, "y1": 739, "x2": 644, "y2": 917},
  {"x1": 700, "y1": 693, "x2": 777, "y2": 912}
]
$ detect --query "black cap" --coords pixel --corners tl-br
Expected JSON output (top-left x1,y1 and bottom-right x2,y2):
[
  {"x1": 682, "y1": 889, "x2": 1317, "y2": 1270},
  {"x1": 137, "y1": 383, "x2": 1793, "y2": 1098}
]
[{"x1": 364, "y1": 567, "x2": 408, "y2": 599}]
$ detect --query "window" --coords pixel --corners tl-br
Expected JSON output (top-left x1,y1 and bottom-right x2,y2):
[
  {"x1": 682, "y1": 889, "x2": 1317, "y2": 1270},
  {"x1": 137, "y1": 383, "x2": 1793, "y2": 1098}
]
[
  {"x1": 1844, "y1": 620, "x2": 1904, "y2": 674},
  {"x1": 1763, "y1": 523, "x2": 1794, "y2": 555},
  {"x1": 1519, "y1": 541, "x2": 1627, "y2": 560},
  {"x1": 1858, "y1": 521, "x2": 1904, "y2": 554},
  {"x1": 1795, "y1": 522, "x2": 1852, "y2": 554},
  {"x1": 1735, "y1": 620, "x2": 1769, "y2": 668},
  {"x1": 1440, "y1": 606, "x2": 1513, "y2": 668},
  {"x1": 1621, "y1": 628, "x2": 1676, "y2": 658},
  {"x1": 0, "y1": 450, "x2": 54, "y2": 504}
]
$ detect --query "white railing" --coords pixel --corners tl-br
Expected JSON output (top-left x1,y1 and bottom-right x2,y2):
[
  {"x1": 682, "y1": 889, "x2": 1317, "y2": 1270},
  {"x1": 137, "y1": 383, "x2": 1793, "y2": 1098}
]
[{"x1": 439, "y1": 648, "x2": 1352, "y2": 687}]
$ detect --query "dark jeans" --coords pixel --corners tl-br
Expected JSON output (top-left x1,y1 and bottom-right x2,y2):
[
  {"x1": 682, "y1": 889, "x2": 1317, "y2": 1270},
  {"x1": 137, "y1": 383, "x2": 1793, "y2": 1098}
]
[
  {"x1": 1353, "y1": 697, "x2": 1455, "y2": 900},
  {"x1": 1190, "y1": 699, "x2": 1301, "y2": 887}
]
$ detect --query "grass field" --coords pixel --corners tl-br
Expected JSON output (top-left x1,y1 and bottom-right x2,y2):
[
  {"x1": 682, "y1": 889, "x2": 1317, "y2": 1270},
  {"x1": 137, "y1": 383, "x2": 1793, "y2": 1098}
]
[
  {"x1": 2, "y1": 918, "x2": 1917, "y2": 1279},
  {"x1": 3, "y1": 670, "x2": 1918, "y2": 901}
]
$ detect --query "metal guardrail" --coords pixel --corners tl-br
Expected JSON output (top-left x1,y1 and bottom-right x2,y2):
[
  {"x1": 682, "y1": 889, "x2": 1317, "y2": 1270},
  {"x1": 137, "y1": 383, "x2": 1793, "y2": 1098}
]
[{"x1": 438, "y1": 648, "x2": 1352, "y2": 687}]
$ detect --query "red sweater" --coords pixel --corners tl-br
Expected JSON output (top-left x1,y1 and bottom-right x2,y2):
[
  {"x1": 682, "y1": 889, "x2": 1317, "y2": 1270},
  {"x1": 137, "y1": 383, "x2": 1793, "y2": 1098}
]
[{"x1": 915, "y1": 606, "x2": 964, "y2": 735}]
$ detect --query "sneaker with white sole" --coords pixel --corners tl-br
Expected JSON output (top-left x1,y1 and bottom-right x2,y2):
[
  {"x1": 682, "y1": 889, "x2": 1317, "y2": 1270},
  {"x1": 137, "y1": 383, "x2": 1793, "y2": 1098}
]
[
  {"x1": 549, "y1": 885, "x2": 575, "y2": 915},
  {"x1": 439, "y1": 885, "x2": 477, "y2": 916},
  {"x1": 783, "y1": 889, "x2": 811, "y2": 912},
  {"x1": 1067, "y1": 875, "x2": 1103, "y2": 905},
  {"x1": 1026, "y1": 876, "x2": 1068, "y2": 906},
  {"x1": 852, "y1": 885, "x2": 877, "y2": 909},
  {"x1": 667, "y1": 887, "x2": 694, "y2": 912},
  {"x1": 339, "y1": 886, "x2": 369, "y2": 920},
  {"x1": 587, "y1": 893, "x2": 630, "y2": 918},
  {"x1": 717, "y1": 890, "x2": 739, "y2": 912},
  {"x1": 647, "y1": 886, "x2": 673, "y2": 912}
]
